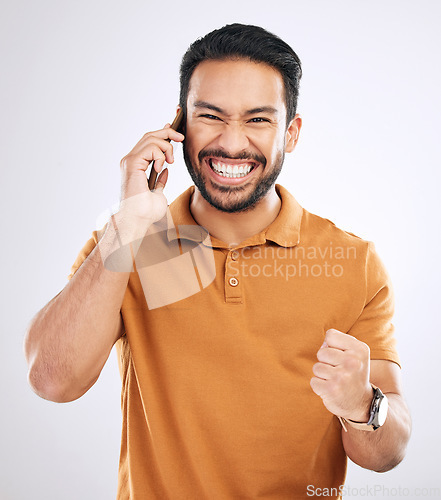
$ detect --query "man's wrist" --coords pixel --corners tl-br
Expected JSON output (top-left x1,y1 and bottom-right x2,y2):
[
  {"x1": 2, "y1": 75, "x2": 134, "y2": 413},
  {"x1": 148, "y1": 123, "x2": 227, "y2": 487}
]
[
  {"x1": 345, "y1": 385, "x2": 375, "y2": 423},
  {"x1": 97, "y1": 212, "x2": 152, "y2": 273},
  {"x1": 111, "y1": 211, "x2": 154, "y2": 242},
  {"x1": 339, "y1": 385, "x2": 389, "y2": 432}
]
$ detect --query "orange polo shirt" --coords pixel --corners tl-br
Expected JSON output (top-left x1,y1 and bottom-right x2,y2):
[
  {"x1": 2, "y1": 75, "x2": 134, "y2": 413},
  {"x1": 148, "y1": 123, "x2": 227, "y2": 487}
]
[{"x1": 69, "y1": 185, "x2": 400, "y2": 499}]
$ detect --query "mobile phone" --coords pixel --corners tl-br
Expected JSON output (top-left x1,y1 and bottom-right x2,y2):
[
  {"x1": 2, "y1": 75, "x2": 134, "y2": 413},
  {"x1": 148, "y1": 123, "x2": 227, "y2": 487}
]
[{"x1": 147, "y1": 108, "x2": 185, "y2": 190}]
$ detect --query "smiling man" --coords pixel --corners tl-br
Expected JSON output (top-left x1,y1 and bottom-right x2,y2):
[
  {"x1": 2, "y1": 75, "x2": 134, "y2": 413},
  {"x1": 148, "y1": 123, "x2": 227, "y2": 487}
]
[
  {"x1": 184, "y1": 59, "x2": 294, "y2": 213},
  {"x1": 25, "y1": 24, "x2": 411, "y2": 499},
  {"x1": 182, "y1": 57, "x2": 300, "y2": 248}
]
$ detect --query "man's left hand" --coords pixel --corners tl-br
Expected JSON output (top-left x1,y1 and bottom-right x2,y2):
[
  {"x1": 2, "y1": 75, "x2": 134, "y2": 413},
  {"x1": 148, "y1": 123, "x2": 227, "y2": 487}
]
[{"x1": 310, "y1": 329, "x2": 373, "y2": 422}]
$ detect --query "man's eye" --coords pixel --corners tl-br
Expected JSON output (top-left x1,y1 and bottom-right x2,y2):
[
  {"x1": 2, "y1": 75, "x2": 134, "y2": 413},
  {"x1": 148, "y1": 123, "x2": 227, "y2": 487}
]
[
  {"x1": 201, "y1": 114, "x2": 220, "y2": 120},
  {"x1": 249, "y1": 117, "x2": 269, "y2": 123}
]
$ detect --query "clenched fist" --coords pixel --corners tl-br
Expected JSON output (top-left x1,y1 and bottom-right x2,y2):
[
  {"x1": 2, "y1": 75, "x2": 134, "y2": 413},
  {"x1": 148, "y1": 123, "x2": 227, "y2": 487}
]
[{"x1": 310, "y1": 329, "x2": 373, "y2": 422}]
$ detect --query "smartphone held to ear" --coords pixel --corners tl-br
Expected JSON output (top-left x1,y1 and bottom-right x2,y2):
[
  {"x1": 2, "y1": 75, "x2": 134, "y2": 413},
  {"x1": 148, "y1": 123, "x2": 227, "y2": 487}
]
[{"x1": 147, "y1": 109, "x2": 185, "y2": 190}]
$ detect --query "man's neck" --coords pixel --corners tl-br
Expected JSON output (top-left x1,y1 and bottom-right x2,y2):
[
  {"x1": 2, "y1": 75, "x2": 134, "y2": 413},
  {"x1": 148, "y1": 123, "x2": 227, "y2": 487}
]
[{"x1": 189, "y1": 186, "x2": 282, "y2": 247}]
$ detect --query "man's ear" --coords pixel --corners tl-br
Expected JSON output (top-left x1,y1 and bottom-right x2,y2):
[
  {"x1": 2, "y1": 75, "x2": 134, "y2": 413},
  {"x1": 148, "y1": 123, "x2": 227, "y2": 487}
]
[{"x1": 285, "y1": 114, "x2": 302, "y2": 153}]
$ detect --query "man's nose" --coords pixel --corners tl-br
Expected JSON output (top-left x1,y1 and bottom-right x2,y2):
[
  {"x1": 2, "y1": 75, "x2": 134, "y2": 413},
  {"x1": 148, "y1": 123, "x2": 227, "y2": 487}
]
[{"x1": 216, "y1": 122, "x2": 250, "y2": 153}]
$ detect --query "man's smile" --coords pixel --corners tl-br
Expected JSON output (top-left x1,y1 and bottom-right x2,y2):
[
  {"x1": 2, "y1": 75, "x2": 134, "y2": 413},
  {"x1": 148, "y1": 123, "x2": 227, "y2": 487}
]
[
  {"x1": 202, "y1": 157, "x2": 260, "y2": 186},
  {"x1": 195, "y1": 147, "x2": 266, "y2": 189},
  {"x1": 209, "y1": 158, "x2": 255, "y2": 178}
]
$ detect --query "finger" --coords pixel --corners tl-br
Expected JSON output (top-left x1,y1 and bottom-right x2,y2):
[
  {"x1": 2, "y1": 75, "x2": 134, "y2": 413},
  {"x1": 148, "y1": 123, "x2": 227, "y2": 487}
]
[
  {"x1": 310, "y1": 376, "x2": 327, "y2": 397},
  {"x1": 153, "y1": 157, "x2": 166, "y2": 173},
  {"x1": 155, "y1": 140, "x2": 174, "y2": 166},
  {"x1": 141, "y1": 127, "x2": 185, "y2": 143},
  {"x1": 127, "y1": 130, "x2": 184, "y2": 158},
  {"x1": 325, "y1": 330, "x2": 370, "y2": 357},
  {"x1": 130, "y1": 133, "x2": 184, "y2": 163},
  {"x1": 142, "y1": 146, "x2": 167, "y2": 172},
  {"x1": 324, "y1": 329, "x2": 355, "y2": 351},
  {"x1": 312, "y1": 361, "x2": 335, "y2": 381},
  {"x1": 133, "y1": 138, "x2": 175, "y2": 164},
  {"x1": 317, "y1": 346, "x2": 346, "y2": 367},
  {"x1": 136, "y1": 143, "x2": 172, "y2": 171},
  {"x1": 120, "y1": 148, "x2": 164, "y2": 174},
  {"x1": 154, "y1": 167, "x2": 169, "y2": 192}
]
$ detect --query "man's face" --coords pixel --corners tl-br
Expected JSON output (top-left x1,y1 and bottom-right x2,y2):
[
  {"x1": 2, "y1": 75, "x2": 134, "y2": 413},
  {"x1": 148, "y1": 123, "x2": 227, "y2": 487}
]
[{"x1": 183, "y1": 59, "x2": 298, "y2": 213}]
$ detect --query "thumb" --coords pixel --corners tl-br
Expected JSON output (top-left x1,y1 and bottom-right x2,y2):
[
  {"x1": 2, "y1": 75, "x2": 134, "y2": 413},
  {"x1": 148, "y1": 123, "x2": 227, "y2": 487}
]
[{"x1": 154, "y1": 167, "x2": 169, "y2": 192}]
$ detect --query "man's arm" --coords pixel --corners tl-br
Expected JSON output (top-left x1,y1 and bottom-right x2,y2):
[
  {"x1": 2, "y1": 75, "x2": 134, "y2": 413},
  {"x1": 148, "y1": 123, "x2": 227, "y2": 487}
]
[
  {"x1": 24, "y1": 123, "x2": 184, "y2": 403},
  {"x1": 341, "y1": 359, "x2": 411, "y2": 472},
  {"x1": 310, "y1": 329, "x2": 411, "y2": 472},
  {"x1": 24, "y1": 220, "x2": 131, "y2": 403}
]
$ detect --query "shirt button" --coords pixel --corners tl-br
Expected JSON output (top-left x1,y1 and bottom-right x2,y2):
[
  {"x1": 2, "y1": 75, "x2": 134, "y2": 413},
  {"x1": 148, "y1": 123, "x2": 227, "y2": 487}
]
[
  {"x1": 231, "y1": 250, "x2": 240, "y2": 260},
  {"x1": 229, "y1": 277, "x2": 239, "y2": 287}
]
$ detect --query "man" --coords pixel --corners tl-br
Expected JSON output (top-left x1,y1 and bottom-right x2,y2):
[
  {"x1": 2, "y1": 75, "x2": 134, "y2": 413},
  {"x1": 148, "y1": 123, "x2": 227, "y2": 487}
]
[{"x1": 24, "y1": 24, "x2": 411, "y2": 499}]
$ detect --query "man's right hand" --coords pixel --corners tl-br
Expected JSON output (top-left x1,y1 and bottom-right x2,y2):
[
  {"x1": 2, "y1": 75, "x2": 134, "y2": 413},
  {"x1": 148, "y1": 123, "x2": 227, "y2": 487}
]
[
  {"x1": 117, "y1": 123, "x2": 185, "y2": 231},
  {"x1": 24, "y1": 121, "x2": 185, "y2": 403}
]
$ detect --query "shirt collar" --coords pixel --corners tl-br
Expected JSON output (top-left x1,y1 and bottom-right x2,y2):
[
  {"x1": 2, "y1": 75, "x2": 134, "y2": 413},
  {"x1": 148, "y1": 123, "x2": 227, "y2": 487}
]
[{"x1": 166, "y1": 184, "x2": 303, "y2": 249}]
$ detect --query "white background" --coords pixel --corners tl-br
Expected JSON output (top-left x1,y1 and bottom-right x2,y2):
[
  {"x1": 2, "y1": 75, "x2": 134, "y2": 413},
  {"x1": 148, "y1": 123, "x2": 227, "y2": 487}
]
[{"x1": 1, "y1": 1, "x2": 440, "y2": 499}]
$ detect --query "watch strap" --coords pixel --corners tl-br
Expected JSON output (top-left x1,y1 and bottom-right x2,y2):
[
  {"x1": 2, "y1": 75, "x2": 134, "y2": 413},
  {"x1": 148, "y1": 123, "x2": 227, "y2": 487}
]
[
  {"x1": 338, "y1": 384, "x2": 382, "y2": 432},
  {"x1": 340, "y1": 417, "x2": 377, "y2": 432}
]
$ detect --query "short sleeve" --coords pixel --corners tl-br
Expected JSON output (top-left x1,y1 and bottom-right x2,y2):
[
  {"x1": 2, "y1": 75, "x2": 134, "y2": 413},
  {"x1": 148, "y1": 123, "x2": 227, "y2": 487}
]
[
  {"x1": 67, "y1": 226, "x2": 107, "y2": 280},
  {"x1": 347, "y1": 241, "x2": 401, "y2": 367}
]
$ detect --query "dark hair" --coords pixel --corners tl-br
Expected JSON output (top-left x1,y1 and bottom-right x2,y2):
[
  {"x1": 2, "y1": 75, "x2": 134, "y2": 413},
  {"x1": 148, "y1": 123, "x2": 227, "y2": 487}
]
[{"x1": 179, "y1": 23, "x2": 302, "y2": 126}]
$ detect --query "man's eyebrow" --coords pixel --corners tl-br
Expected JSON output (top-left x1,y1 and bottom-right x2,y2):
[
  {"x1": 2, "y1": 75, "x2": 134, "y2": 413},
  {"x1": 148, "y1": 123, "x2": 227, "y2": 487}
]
[
  {"x1": 194, "y1": 101, "x2": 225, "y2": 114},
  {"x1": 193, "y1": 101, "x2": 279, "y2": 117},
  {"x1": 245, "y1": 106, "x2": 279, "y2": 116}
]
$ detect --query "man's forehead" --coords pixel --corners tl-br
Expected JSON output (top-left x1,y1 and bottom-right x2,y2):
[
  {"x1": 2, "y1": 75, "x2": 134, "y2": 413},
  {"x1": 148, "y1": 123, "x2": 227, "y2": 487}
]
[{"x1": 187, "y1": 59, "x2": 286, "y2": 114}]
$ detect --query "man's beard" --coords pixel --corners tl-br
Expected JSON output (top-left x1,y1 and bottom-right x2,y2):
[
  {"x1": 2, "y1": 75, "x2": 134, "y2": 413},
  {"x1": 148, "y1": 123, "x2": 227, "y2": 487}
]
[{"x1": 183, "y1": 144, "x2": 285, "y2": 213}]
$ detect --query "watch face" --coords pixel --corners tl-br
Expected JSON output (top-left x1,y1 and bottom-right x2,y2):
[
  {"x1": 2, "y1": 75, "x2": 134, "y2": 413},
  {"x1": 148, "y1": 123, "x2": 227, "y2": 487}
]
[{"x1": 377, "y1": 394, "x2": 389, "y2": 427}]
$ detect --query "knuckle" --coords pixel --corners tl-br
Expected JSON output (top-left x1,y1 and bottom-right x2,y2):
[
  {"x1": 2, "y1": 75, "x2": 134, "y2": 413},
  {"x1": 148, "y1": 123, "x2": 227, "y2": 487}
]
[
  {"x1": 361, "y1": 341, "x2": 370, "y2": 356},
  {"x1": 163, "y1": 143, "x2": 174, "y2": 156},
  {"x1": 332, "y1": 371, "x2": 342, "y2": 386},
  {"x1": 312, "y1": 362, "x2": 320, "y2": 376},
  {"x1": 325, "y1": 329, "x2": 335, "y2": 343},
  {"x1": 120, "y1": 153, "x2": 137, "y2": 170},
  {"x1": 310, "y1": 377, "x2": 320, "y2": 394},
  {"x1": 317, "y1": 348, "x2": 329, "y2": 363},
  {"x1": 345, "y1": 356, "x2": 360, "y2": 372},
  {"x1": 154, "y1": 150, "x2": 166, "y2": 161},
  {"x1": 327, "y1": 381, "x2": 339, "y2": 398},
  {"x1": 120, "y1": 156, "x2": 129, "y2": 169}
]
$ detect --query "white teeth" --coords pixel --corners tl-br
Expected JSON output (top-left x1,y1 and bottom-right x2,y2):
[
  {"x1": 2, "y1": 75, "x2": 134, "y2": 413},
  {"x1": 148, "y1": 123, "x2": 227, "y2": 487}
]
[{"x1": 210, "y1": 160, "x2": 254, "y2": 178}]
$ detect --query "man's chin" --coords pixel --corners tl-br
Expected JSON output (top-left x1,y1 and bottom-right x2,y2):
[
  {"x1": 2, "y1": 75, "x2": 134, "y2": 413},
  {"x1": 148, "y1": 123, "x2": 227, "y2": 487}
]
[{"x1": 199, "y1": 186, "x2": 262, "y2": 214}]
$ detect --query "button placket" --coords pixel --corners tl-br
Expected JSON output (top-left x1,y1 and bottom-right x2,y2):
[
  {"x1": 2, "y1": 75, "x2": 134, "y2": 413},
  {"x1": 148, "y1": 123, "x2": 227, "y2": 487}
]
[{"x1": 225, "y1": 249, "x2": 242, "y2": 303}]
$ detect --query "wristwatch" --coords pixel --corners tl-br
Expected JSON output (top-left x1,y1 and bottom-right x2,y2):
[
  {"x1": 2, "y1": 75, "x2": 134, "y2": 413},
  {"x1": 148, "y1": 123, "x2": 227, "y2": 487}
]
[{"x1": 339, "y1": 385, "x2": 388, "y2": 432}]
